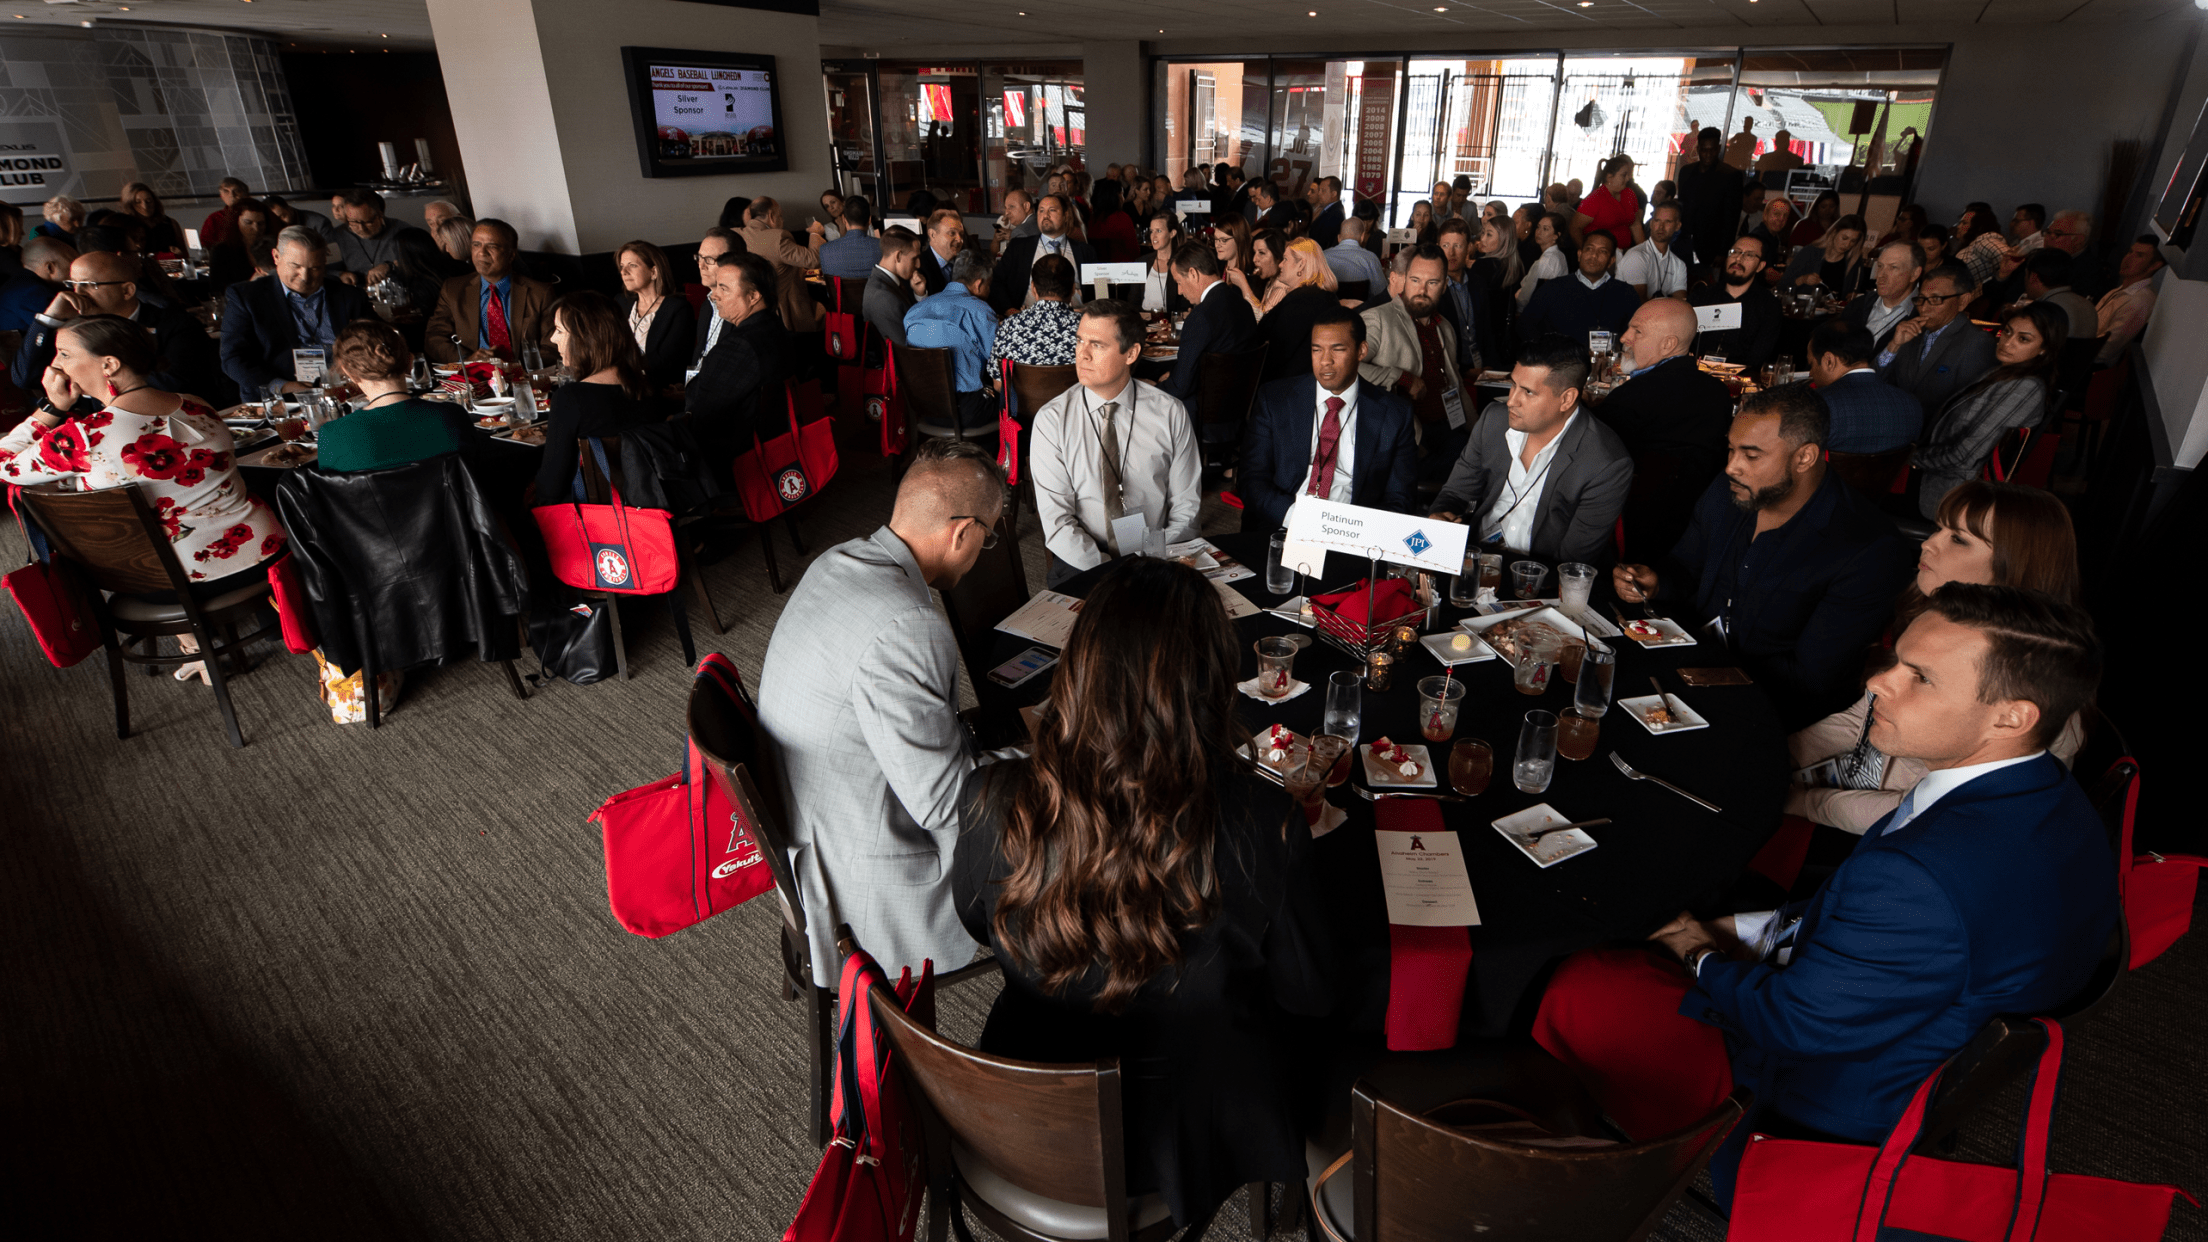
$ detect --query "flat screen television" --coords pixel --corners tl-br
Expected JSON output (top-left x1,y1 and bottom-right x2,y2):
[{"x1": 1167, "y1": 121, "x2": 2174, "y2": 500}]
[{"x1": 620, "y1": 46, "x2": 789, "y2": 178}]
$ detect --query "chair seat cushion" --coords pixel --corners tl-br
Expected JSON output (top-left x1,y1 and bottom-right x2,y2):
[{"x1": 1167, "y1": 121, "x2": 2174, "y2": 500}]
[
  {"x1": 109, "y1": 579, "x2": 271, "y2": 624},
  {"x1": 953, "y1": 1141, "x2": 1170, "y2": 1240}
]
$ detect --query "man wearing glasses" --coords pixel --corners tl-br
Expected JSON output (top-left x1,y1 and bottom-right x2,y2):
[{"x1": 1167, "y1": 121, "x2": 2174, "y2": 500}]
[
  {"x1": 756, "y1": 437, "x2": 1007, "y2": 983},
  {"x1": 687, "y1": 226, "x2": 745, "y2": 368},
  {"x1": 1877, "y1": 263, "x2": 1997, "y2": 419},
  {"x1": 1684, "y1": 234, "x2": 1780, "y2": 372},
  {"x1": 14, "y1": 249, "x2": 221, "y2": 403}
]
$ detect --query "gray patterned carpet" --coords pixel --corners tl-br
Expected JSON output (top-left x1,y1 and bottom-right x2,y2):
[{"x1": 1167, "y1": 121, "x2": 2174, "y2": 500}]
[{"x1": 2, "y1": 427, "x2": 2200, "y2": 1240}]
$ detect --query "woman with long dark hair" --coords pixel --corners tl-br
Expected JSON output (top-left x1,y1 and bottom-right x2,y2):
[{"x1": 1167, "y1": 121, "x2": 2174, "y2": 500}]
[
  {"x1": 1226, "y1": 226, "x2": 1287, "y2": 311},
  {"x1": 1573, "y1": 153, "x2": 1643, "y2": 248},
  {"x1": 614, "y1": 239, "x2": 696, "y2": 394},
  {"x1": 952, "y1": 556, "x2": 1329, "y2": 1229},
  {"x1": 531, "y1": 290, "x2": 664, "y2": 504},
  {"x1": 1789, "y1": 189, "x2": 1843, "y2": 247},
  {"x1": 1788, "y1": 480, "x2": 2084, "y2": 834},
  {"x1": 1405, "y1": 199, "x2": 1440, "y2": 248},
  {"x1": 1877, "y1": 202, "x2": 1928, "y2": 250},
  {"x1": 1131, "y1": 211, "x2": 1187, "y2": 314},
  {"x1": 1912, "y1": 301, "x2": 2065, "y2": 519},
  {"x1": 122, "y1": 181, "x2": 189, "y2": 254}
]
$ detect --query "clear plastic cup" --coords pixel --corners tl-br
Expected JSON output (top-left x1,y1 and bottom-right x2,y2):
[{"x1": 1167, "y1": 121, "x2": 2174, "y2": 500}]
[
  {"x1": 1511, "y1": 560, "x2": 1548, "y2": 599},
  {"x1": 1254, "y1": 636, "x2": 1297, "y2": 699},
  {"x1": 1515, "y1": 710, "x2": 1558, "y2": 793},
  {"x1": 1417, "y1": 675, "x2": 1466, "y2": 742},
  {"x1": 1558, "y1": 562, "x2": 1597, "y2": 610}
]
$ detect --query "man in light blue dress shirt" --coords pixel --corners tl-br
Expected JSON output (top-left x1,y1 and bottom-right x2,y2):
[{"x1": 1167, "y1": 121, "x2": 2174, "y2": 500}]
[{"x1": 904, "y1": 249, "x2": 1000, "y2": 434}]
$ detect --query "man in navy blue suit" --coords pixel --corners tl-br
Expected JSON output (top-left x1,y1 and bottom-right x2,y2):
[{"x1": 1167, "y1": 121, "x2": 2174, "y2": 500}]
[
  {"x1": 1646, "y1": 584, "x2": 2116, "y2": 1202},
  {"x1": 1807, "y1": 319, "x2": 1922, "y2": 454},
  {"x1": 1238, "y1": 306, "x2": 1418, "y2": 532},
  {"x1": 1157, "y1": 241, "x2": 1256, "y2": 404},
  {"x1": 219, "y1": 227, "x2": 372, "y2": 399}
]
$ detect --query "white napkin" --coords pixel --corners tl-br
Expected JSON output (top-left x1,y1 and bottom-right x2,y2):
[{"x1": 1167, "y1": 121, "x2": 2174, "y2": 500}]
[{"x1": 1237, "y1": 675, "x2": 1312, "y2": 705}]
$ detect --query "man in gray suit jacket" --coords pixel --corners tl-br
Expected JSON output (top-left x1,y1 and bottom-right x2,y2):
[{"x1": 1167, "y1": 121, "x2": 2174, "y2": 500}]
[
  {"x1": 1429, "y1": 334, "x2": 1635, "y2": 567},
  {"x1": 863, "y1": 225, "x2": 922, "y2": 354},
  {"x1": 1876, "y1": 263, "x2": 1996, "y2": 422},
  {"x1": 757, "y1": 439, "x2": 1007, "y2": 980}
]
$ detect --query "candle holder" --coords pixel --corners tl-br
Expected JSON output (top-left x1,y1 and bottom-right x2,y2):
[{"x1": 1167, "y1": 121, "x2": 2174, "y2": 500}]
[{"x1": 1365, "y1": 650, "x2": 1395, "y2": 692}]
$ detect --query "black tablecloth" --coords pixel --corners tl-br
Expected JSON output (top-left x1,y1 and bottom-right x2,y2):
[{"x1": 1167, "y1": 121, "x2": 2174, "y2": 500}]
[{"x1": 982, "y1": 531, "x2": 1789, "y2": 1039}]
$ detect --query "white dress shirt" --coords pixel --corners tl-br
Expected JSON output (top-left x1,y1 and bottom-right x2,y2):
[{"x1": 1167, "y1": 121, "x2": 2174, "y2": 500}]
[
  {"x1": 1141, "y1": 266, "x2": 1170, "y2": 312},
  {"x1": 1307, "y1": 381, "x2": 1358, "y2": 503},
  {"x1": 1618, "y1": 238, "x2": 1686, "y2": 298},
  {"x1": 1723, "y1": 749, "x2": 2047, "y2": 971},
  {"x1": 2096, "y1": 278, "x2": 2157, "y2": 365},
  {"x1": 1026, "y1": 232, "x2": 1084, "y2": 307},
  {"x1": 1029, "y1": 375, "x2": 1202, "y2": 570},
  {"x1": 1478, "y1": 410, "x2": 1577, "y2": 554},
  {"x1": 1516, "y1": 244, "x2": 1567, "y2": 308}
]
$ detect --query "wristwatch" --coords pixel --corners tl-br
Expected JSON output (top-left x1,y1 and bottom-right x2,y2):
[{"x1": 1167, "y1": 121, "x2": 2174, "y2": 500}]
[{"x1": 1687, "y1": 946, "x2": 1719, "y2": 977}]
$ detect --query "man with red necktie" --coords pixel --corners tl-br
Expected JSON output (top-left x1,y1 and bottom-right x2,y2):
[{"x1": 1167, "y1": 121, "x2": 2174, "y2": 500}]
[
  {"x1": 426, "y1": 218, "x2": 553, "y2": 363},
  {"x1": 1237, "y1": 306, "x2": 1418, "y2": 532}
]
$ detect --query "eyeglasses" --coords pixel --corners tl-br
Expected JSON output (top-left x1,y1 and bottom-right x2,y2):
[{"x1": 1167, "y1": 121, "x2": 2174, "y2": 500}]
[
  {"x1": 1725, "y1": 248, "x2": 1762, "y2": 259},
  {"x1": 951, "y1": 516, "x2": 1000, "y2": 549},
  {"x1": 61, "y1": 279, "x2": 129, "y2": 291},
  {"x1": 1917, "y1": 291, "x2": 1964, "y2": 304}
]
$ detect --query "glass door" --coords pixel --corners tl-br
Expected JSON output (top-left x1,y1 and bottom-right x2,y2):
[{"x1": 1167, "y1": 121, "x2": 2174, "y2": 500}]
[{"x1": 821, "y1": 64, "x2": 879, "y2": 205}]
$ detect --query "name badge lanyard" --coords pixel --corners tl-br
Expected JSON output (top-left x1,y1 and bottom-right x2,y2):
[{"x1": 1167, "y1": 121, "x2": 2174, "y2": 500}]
[
  {"x1": 1080, "y1": 383, "x2": 1137, "y2": 517},
  {"x1": 1479, "y1": 448, "x2": 1559, "y2": 547}
]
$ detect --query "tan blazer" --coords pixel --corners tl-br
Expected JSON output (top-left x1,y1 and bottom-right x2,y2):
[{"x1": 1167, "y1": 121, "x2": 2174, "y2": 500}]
[
  {"x1": 1358, "y1": 295, "x2": 1461, "y2": 396},
  {"x1": 738, "y1": 222, "x2": 823, "y2": 333},
  {"x1": 425, "y1": 272, "x2": 555, "y2": 362}
]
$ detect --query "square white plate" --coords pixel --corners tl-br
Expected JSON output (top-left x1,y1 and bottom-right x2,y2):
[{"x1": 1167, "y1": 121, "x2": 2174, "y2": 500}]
[
  {"x1": 1420, "y1": 630, "x2": 1497, "y2": 666},
  {"x1": 1617, "y1": 694, "x2": 1711, "y2": 735},
  {"x1": 1265, "y1": 596, "x2": 1316, "y2": 628},
  {"x1": 1492, "y1": 803, "x2": 1599, "y2": 868},
  {"x1": 1237, "y1": 728, "x2": 1308, "y2": 782},
  {"x1": 1458, "y1": 606, "x2": 1589, "y2": 667},
  {"x1": 1618, "y1": 615, "x2": 1698, "y2": 647},
  {"x1": 1361, "y1": 743, "x2": 1437, "y2": 788}
]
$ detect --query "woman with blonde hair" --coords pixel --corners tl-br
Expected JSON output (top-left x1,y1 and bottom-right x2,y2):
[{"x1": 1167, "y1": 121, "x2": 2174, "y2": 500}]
[
  {"x1": 1255, "y1": 237, "x2": 1342, "y2": 382},
  {"x1": 35, "y1": 194, "x2": 84, "y2": 246}
]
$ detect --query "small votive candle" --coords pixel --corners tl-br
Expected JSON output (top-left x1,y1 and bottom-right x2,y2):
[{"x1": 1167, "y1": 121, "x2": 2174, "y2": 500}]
[{"x1": 1365, "y1": 651, "x2": 1395, "y2": 691}]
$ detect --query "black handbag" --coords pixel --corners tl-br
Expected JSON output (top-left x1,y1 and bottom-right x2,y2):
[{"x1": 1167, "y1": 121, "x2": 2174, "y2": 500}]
[{"x1": 528, "y1": 600, "x2": 618, "y2": 685}]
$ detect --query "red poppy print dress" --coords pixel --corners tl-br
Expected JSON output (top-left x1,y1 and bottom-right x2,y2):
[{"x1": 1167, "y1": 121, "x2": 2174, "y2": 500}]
[{"x1": 0, "y1": 398, "x2": 286, "y2": 580}]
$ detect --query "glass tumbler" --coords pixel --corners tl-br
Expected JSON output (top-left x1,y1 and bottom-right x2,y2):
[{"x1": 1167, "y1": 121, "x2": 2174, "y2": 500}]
[
  {"x1": 1265, "y1": 529, "x2": 1294, "y2": 595},
  {"x1": 1515, "y1": 710, "x2": 1559, "y2": 794},
  {"x1": 1323, "y1": 671, "x2": 1362, "y2": 743},
  {"x1": 1573, "y1": 643, "x2": 1616, "y2": 717},
  {"x1": 1254, "y1": 637, "x2": 1297, "y2": 699}
]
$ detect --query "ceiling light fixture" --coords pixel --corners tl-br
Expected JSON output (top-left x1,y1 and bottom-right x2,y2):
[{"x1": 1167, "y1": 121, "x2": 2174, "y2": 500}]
[
  {"x1": 1308, "y1": 9, "x2": 1317, "y2": 14},
  {"x1": 1433, "y1": 5, "x2": 1447, "y2": 9}
]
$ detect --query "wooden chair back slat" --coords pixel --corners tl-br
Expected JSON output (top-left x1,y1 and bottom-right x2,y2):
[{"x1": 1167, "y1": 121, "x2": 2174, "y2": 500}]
[
  {"x1": 893, "y1": 346, "x2": 962, "y2": 430},
  {"x1": 19, "y1": 484, "x2": 184, "y2": 595},
  {"x1": 866, "y1": 986, "x2": 1118, "y2": 1211},
  {"x1": 1009, "y1": 362, "x2": 1078, "y2": 420}
]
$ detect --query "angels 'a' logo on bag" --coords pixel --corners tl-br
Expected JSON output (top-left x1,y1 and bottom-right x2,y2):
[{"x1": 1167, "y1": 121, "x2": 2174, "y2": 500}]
[
  {"x1": 590, "y1": 543, "x2": 632, "y2": 589},
  {"x1": 827, "y1": 330, "x2": 846, "y2": 356},
  {"x1": 776, "y1": 466, "x2": 811, "y2": 503},
  {"x1": 864, "y1": 395, "x2": 886, "y2": 421}
]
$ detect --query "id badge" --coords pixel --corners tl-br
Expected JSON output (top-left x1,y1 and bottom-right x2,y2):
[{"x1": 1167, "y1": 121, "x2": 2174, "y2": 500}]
[
  {"x1": 1109, "y1": 510, "x2": 1148, "y2": 557},
  {"x1": 292, "y1": 348, "x2": 326, "y2": 383},
  {"x1": 1794, "y1": 757, "x2": 1846, "y2": 789},
  {"x1": 1441, "y1": 386, "x2": 1467, "y2": 430}
]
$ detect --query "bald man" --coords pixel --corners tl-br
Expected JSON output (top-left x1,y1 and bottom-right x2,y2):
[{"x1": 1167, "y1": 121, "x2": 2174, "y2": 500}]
[
  {"x1": 1595, "y1": 297, "x2": 1735, "y2": 560},
  {"x1": 12, "y1": 249, "x2": 223, "y2": 402},
  {"x1": 757, "y1": 436, "x2": 1008, "y2": 981}
]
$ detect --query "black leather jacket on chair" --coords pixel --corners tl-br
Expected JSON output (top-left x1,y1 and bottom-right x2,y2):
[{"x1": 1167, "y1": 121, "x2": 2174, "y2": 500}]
[{"x1": 274, "y1": 454, "x2": 530, "y2": 677}]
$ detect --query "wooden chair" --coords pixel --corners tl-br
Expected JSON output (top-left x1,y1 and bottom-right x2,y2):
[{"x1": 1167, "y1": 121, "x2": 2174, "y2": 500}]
[
  {"x1": 687, "y1": 684, "x2": 1000, "y2": 1148},
  {"x1": 1827, "y1": 445, "x2": 1913, "y2": 496},
  {"x1": 938, "y1": 512, "x2": 1029, "y2": 699},
  {"x1": 1190, "y1": 347, "x2": 1268, "y2": 477},
  {"x1": 576, "y1": 437, "x2": 698, "y2": 677},
  {"x1": 895, "y1": 345, "x2": 993, "y2": 444},
  {"x1": 1324, "y1": 1063, "x2": 1747, "y2": 1242},
  {"x1": 1004, "y1": 361, "x2": 1078, "y2": 535},
  {"x1": 20, "y1": 482, "x2": 282, "y2": 748},
  {"x1": 861, "y1": 939, "x2": 1224, "y2": 1242}
]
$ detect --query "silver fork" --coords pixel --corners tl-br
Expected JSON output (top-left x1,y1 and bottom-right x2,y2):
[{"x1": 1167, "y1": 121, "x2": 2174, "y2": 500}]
[
  {"x1": 1608, "y1": 752, "x2": 1723, "y2": 813},
  {"x1": 1349, "y1": 785, "x2": 1468, "y2": 804}
]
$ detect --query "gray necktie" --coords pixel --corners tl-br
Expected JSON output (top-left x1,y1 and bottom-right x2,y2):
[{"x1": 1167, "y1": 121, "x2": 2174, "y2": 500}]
[{"x1": 1097, "y1": 400, "x2": 1124, "y2": 550}]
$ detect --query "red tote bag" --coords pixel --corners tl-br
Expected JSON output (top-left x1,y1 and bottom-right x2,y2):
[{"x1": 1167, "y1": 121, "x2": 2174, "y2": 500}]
[
  {"x1": 733, "y1": 382, "x2": 840, "y2": 524},
  {"x1": 531, "y1": 440, "x2": 679, "y2": 595},
  {"x1": 864, "y1": 343, "x2": 907, "y2": 458},
  {"x1": 824, "y1": 281, "x2": 863, "y2": 363},
  {"x1": 785, "y1": 947, "x2": 934, "y2": 1242},
  {"x1": 995, "y1": 360, "x2": 1022, "y2": 486},
  {"x1": 2105, "y1": 752, "x2": 2207, "y2": 968},
  {"x1": 4, "y1": 486, "x2": 100, "y2": 669},
  {"x1": 1728, "y1": 1018, "x2": 2195, "y2": 1242},
  {"x1": 587, "y1": 655, "x2": 774, "y2": 937}
]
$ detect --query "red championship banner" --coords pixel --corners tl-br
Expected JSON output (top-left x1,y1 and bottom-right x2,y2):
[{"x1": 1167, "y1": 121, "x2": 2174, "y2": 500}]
[{"x1": 1354, "y1": 68, "x2": 1398, "y2": 204}]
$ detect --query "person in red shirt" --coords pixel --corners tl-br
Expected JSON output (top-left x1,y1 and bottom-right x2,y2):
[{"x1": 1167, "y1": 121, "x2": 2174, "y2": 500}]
[
  {"x1": 198, "y1": 177, "x2": 248, "y2": 249},
  {"x1": 1573, "y1": 155, "x2": 1644, "y2": 250}
]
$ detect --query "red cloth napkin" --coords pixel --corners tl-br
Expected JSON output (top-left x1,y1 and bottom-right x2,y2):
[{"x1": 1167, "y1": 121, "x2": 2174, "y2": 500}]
[
  {"x1": 1311, "y1": 578, "x2": 1417, "y2": 628},
  {"x1": 1377, "y1": 799, "x2": 1474, "y2": 1051},
  {"x1": 1531, "y1": 946, "x2": 1733, "y2": 1142}
]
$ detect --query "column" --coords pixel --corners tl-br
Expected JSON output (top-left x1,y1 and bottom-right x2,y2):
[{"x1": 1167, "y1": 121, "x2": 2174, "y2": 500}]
[{"x1": 1081, "y1": 40, "x2": 1148, "y2": 172}]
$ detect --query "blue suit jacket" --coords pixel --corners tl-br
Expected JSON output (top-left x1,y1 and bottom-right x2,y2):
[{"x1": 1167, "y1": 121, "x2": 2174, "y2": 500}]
[
  {"x1": 1819, "y1": 369, "x2": 1925, "y2": 455},
  {"x1": 1688, "y1": 754, "x2": 2117, "y2": 1142},
  {"x1": 1239, "y1": 375, "x2": 1417, "y2": 531},
  {"x1": 219, "y1": 277, "x2": 373, "y2": 399},
  {"x1": 1159, "y1": 283, "x2": 1257, "y2": 402}
]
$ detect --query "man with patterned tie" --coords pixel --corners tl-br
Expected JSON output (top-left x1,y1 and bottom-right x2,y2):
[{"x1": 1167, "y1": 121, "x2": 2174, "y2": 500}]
[
  {"x1": 1238, "y1": 306, "x2": 1418, "y2": 532},
  {"x1": 425, "y1": 218, "x2": 553, "y2": 363},
  {"x1": 1533, "y1": 585, "x2": 2117, "y2": 1209},
  {"x1": 1028, "y1": 300, "x2": 1201, "y2": 587}
]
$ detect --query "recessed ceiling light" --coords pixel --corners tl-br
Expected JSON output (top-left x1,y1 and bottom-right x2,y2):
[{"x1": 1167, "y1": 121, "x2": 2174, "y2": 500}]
[
  {"x1": 1577, "y1": 1, "x2": 1592, "y2": 6},
  {"x1": 1308, "y1": 9, "x2": 1317, "y2": 14},
  {"x1": 1433, "y1": 4, "x2": 1447, "y2": 9}
]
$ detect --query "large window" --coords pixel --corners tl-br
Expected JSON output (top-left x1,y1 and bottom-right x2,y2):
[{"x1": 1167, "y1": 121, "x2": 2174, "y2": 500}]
[
  {"x1": 1157, "y1": 48, "x2": 1944, "y2": 231},
  {"x1": 827, "y1": 59, "x2": 1083, "y2": 218}
]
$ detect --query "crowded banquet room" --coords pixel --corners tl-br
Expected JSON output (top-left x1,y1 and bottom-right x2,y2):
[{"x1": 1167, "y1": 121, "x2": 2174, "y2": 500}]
[{"x1": 8, "y1": 0, "x2": 2208, "y2": 1236}]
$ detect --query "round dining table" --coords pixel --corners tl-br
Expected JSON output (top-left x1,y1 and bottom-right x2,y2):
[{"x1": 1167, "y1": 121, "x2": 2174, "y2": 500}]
[{"x1": 985, "y1": 530, "x2": 1791, "y2": 1040}]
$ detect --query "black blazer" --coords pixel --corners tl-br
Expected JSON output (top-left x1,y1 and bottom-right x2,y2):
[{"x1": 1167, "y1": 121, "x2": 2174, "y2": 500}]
[
  {"x1": 1593, "y1": 355, "x2": 1735, "y2": 562},
  {"x1": 1160, "y1": 284, "x2": 1258, "y2": 403},
  {"x1": 14, "y1": 300, "x2": 226, "y2": 406},
  {"x1": 991, "y1": 234, "x2": 1095, "y2": 315},
  {"x1": 862, "y1": 268, "x2": 915, "y2": 355},
  {"x1": 1877, "y1": 319, "x2": 1998, "y2": 421},
  {"x1": 1308, "y1": 202, "x2": 1345, "y2": 250},
  {"x1": 219, "y1": 277, "x2": 373, "y2": 398},
  {"x1": 1240, "y1": 375, "x2": 1418, "y2": 531},
  {"x1": 1685, "y1": 280, "x2": 1781, "y2": 371},
  {"x1": 683, "y1": 308, "x2": 790, "y2": 476},
  {"x1": 1431, "y1": 404, "x2": 1636, "y2": 566},
  {"x1": 621, "y1": 291, "x2": 697, "y2": 392},
  {"x1": 1257, "y1": 285, "x2": 1341, "y2": 385}
]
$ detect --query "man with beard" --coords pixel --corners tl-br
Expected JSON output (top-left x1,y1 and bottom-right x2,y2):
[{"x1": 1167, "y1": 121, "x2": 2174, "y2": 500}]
[
  {"x1": 1361, "y1": 244, "x2": 1463, "y2": 468},
  {"x1": 1613, "y1": 384, "x2": 1913, "y2": 728},
  {"x1": 1686, "y1": 233, "x2": 1781, "y2": 371}
]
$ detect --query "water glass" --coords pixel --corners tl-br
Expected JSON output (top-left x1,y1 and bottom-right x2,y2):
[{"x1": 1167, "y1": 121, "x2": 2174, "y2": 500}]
[
  {"x1": 1556, "y1": 706, "x2": 1600, "y2": 761},
  {"x1": 1254, "y1": 637, "x2": 1298, "y2": 699},
  {"x1": 1449, "y1": 738, "x2": 1494, "y2": 796},
  {"x1": 1323, "y1": 671, "x2": 1362, "y2": 742},
  {"x1": 1515, "y1": 710, "x2": 1558, "y2": 794},
  {"x1": 1265, "y1": 529, "x2": 1294, "y2": 595},
  {"x1": 1448, "y1": 556, "x2": 1480, "y2": 607},
  {"x1": 1511, "y1": 560, "x2": 1548, "y2": 599},
  {"x1": 1477, "y1": 553, "x2": 1503, "y2": 591},
  {"x1": 1140, "y1": 527, "x2": 1168, "y2": 559},
  {"x1": 1558, "y1": 562, "x2": 1597, "y2": 610},
  {"x1": 1313, "y1": 733, "x2": 1352, "y2": 787},
  {"x1": 1417, "y1": 675, "x2": 1465, "y2": 743},
  {"x1": 1572, "y1": 643, "x2": 1615, "y2": 717},
  {"x1": 521, "y1": 342, "x2": 544, "y2": 372}
]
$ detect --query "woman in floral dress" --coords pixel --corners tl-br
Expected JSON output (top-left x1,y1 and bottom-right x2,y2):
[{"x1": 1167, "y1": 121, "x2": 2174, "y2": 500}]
[{"x1": 1, "y1": 314, "x2": 285, "y2": 679}]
